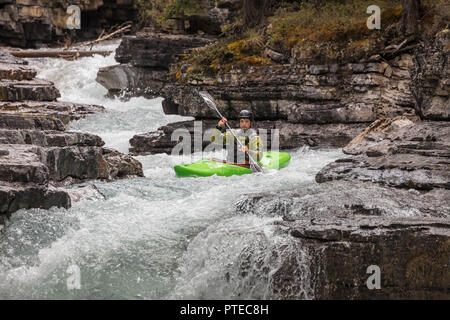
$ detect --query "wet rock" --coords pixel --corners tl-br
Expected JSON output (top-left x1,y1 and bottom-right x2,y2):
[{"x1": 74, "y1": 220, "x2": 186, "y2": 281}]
[
  {"x1": 0, "y1": 144, "x2": 48, "y2": 184},
  {"x1": 63, "y1": 184, "x2": 106, "y2": 203},
  {"x1": 0, "y1": 62, "x2": 36, "y2": 81},
  {"x1": 97, "y1": 34, "x2": 212, "y2": 99},
  {"x1": 44, "y1": 146, "x2": 144, "y2": 184},
  {"x1": 0, "y1": 129, "x2": 104, "y2": 147},
  {"x1": 0, "y1": 55, "x2": 143, "y2": 218},
  {"x1": 316, "y1": 117, "x2": 450, "y2": 190},
  {"x1": 234, "y1": 182, "x2": 450, "y2": 299},
  {"x1": 96, "y1": 64, "x2": 170, "y2": 99},
  {"x1": 236, "y1": 182, "x2": 450, "y2": 219},
  {"x1": 0, "y1": 142, "x2": 143, "y2": 192},
  {"x1": 0, "y1": 101, "x2": 105, "y2": 123},
  {"x1": 0, "y1": 50, "x2": 27, "y2": 65},
  {"x1": 101, "y1": 148, "x2": 144, "y2": 179},
  {"x1": 0, "y1": 113, "x2": 66, "y2": 131},
  {"x1": 0, "y1": 47, "x2": 30, "y2": 81},
  {"x1": 44, "y1": 146, "x2": 104, "y2": 183},
  {"x1": 0, "y1": 79, "x2": 60, "y2": 101},
  {"x1": 0, "y1": 182, "x2": 71, "y2": 215}
]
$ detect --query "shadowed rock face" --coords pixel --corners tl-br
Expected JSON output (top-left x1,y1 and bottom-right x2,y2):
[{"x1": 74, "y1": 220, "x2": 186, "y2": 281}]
[
  {"x1": 163, "y1": 58, "x2": 416, "y2": 122},
  {"x1": 313, "y1": 31, "x2": 449, "y2": 192},
  {"x1": 0, "y1": 182, "x2": 71, "y2": 217},
  {"x1": 411, "y1": 30, "x2": 450, "y2": 120},
  {"x1": 115, "y1": 35, "x2": 213, "y2": 68},
  {"x1": 234, "y1": 182, "x2": 450, "y2": 299},
  {"x1": 0, "y1": 0, "x2": 138, "y2": 47},
  {"x1": 0, "y1": 50, "x2": 143, "y2": 217},
  {"x1": 129, "y1": 119, "x2": 368, "y2": 156},
  {"x1": 96, "y1": 34, "x2": 213, "y2": 99},
  {"x1": 287, "y1": 217, "x2": 449, "y2": 299}
]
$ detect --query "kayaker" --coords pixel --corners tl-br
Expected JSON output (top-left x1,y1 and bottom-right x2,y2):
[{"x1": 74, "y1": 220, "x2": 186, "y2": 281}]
[{"x1": 211, "y1": 110, "x2": 263, "y2": 166}]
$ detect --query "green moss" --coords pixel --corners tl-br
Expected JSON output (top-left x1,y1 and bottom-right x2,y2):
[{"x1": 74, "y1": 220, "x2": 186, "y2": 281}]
[{"x1": 171, "y1": 29, "x2": 272, "y2": 78}]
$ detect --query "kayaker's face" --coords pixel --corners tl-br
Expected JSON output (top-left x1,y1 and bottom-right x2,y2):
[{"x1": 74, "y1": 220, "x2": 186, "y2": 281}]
[{"x1": 240, "y1": 118, "x2": 251, "y2": 131}]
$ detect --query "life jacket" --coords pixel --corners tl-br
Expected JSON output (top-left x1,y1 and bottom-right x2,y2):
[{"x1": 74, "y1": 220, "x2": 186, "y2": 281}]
[{"x1": 226, "y1": 129, "x2": 258, "y2": 164}]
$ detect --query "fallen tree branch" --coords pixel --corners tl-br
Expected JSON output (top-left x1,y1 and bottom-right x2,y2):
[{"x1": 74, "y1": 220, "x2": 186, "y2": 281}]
[
  {"x1": 73, "y1": 23, "x2": 132, "y2": 49},
  {"x1": 9, "y1": 50, "x2": 113, "y2": 59}
]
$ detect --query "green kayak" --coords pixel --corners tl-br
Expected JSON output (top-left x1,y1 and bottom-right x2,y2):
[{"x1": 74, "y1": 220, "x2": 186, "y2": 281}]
[{"x1": 174, "y1": 151, "x2": 291, "y2": 177}]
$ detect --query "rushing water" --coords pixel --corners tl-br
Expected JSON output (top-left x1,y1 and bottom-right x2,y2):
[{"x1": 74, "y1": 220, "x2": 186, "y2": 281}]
[{"x1": 0, "y1": 42, "x2": 344, "y2": 299}]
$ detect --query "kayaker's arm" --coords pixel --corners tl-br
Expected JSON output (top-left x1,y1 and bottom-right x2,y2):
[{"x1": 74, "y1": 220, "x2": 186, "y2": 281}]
[{"x1": 211, "y1": 125, "x2": 234, "y2": 146}]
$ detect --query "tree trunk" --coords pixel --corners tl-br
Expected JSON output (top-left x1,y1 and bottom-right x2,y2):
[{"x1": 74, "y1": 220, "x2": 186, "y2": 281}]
[
  {"x1": 243, "y1": 0, "x2": 279, "y2": 27},
  {"x1": 402, "y1": 0, "x2": 421, "y2": 35}
]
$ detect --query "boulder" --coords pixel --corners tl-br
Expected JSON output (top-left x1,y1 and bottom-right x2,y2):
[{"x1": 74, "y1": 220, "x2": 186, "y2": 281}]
[
  {"x1": 233, "y1": 182, "x2": 450, "y2": 299},
  {"x1": 0, "y1": 182, "x2": 71, "y2": 215},
  {"x1": 0, "y1": 79, "x2": 60, "y2": 101},
  {"x1": 316, "y1": 118, "x2": 450, "y2": 190},
  {"x1": 0, "y1": 144, "x2": 48, "y2": 184},
  {"x1": 0, "y1": 100, "x2": 105, "y2": 123}
]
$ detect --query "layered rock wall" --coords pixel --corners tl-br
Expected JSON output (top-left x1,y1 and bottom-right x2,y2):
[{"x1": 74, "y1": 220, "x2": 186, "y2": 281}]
[
  {"x1": 99, "y1": 34, "x2": 423, "y2": 155},
  {"x1": 0, "y1": 50, "x2": 143, "y2": 219},
  {"x1": 0, "y1": 0, "x2": 137, "y2": 47}
]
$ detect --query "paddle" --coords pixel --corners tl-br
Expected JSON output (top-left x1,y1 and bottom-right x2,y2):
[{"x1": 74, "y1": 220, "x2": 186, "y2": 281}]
[{"x1": 198, "y1": 91, "x2": 264, "y2": 173}]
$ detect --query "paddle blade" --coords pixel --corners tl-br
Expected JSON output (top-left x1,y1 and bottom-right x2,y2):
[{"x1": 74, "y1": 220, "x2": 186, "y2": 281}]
[{"x1": 198, "y1": 91, "x2": 219, "y2": 113}]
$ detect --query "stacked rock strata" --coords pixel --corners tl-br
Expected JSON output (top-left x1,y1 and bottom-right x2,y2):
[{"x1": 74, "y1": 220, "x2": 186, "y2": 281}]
[{"x1": 0, "y1": 50, "x2": 143, "y2": 222}]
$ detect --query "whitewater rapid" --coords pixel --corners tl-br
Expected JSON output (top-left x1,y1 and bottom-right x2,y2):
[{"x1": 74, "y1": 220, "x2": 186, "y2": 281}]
[{"x1": 0, "y1": 41, "x2": 344, "y2": 299}]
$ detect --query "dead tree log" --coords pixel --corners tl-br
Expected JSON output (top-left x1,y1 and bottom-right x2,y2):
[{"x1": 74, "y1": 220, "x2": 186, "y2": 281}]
[
  {"x1": 9, "y1": 50, "x2": 113, "y2": 59},
  {"x1": 402, "y1": 0, "x2": 422, "y2": 35}
]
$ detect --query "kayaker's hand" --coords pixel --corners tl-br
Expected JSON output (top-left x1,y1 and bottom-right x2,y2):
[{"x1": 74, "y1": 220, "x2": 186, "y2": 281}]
[
  {"x1": 218, "y1": 117, "x2": 227, "y2": 127},
  {"x1": 241, "y1": 146, "x2": 249, "y2": 152}
]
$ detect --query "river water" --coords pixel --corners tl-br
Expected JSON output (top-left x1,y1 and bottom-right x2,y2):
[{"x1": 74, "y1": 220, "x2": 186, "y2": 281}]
[{"x1": 0, "y1": 42, "x2": 344, "y2": 299}]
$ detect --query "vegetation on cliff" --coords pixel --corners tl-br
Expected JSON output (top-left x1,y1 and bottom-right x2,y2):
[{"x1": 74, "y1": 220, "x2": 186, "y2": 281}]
[
  {"x1": 135, "y1": 0, "x2": 212, "y2": 26},
  {"x1": 169, "y1": 0, "x2": 449, "y2": 79}
]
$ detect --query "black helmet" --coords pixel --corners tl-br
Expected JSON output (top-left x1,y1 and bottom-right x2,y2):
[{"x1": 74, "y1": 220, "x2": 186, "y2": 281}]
[{"x1": 238, "y1": 110, "x2": 253, "y2": 120}]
